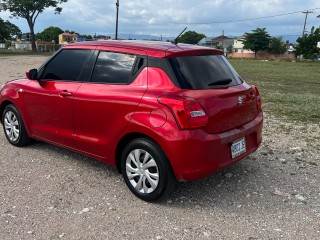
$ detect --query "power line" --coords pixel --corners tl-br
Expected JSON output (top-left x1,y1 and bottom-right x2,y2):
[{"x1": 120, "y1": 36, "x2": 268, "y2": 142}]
[{"x1": 144, "y1": 7, "x2": 320, "y2": 25}]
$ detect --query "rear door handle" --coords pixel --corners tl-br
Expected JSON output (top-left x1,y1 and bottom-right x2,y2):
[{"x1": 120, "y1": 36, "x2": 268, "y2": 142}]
[{"x1": 59, "y1": 91, "x2": 72, "y2": 97}]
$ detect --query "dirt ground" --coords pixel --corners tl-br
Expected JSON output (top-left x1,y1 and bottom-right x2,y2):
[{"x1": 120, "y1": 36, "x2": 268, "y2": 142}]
[{"x1": 0, "y1": 56, "x2": 319, "y2": 239}]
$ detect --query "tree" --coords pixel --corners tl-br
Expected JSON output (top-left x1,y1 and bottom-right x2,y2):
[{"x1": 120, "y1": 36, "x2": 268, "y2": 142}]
[
  {"x1": 227, "y1": 45, "x2": 234, "y2": 53},
  {"x1": 0, "y1": 17, "x2": 21, "y2": 42},
  {"x1": 82, "y1": 35, "x2": 93, "y2": 40},
  {"x1": 37, "y1": 26, "x2": 63, "y2": 43},
  {"x1": 268, "y1": 37, "x2": 287, "y2": 54},
  {"x1": 64, "y1": 29, "x2": 78, "y2": 34},
  {"x1": 1, "y1": 0, "x2": 68, "y2": 52},
  {"x1": 296, "y1": 26, "x2": 320, "y2": 59},
  {"x1": 240, "y1": 28, "x2": 271, "y2": 58},
  {"x1": 178, "y1": 31, "x2": 206, "y2": 44},
  {"x1": 215, "y1": 45, "x2": 223, "y2": 50}
]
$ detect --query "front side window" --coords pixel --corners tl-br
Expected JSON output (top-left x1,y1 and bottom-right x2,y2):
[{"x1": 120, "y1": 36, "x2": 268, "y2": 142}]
[
  {"x1": 91, "y1": 51, "x2": 136, "y2": 84},
  {"x1": 170, "y1": 55, "x2": 243, "y2": 89},
  {"x1": 41, "y1": 49, "x2": 90, "y2": 81}
]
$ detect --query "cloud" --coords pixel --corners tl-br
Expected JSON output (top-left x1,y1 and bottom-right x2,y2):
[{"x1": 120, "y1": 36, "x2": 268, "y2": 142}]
[{"x1": 0, "y1": 0, "x2": 319, "y2": 38}]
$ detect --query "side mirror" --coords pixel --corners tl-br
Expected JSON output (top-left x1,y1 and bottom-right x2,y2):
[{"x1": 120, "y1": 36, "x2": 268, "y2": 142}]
[{"x1": 26, "y1": 69, "x2": 38, "y2": 80}]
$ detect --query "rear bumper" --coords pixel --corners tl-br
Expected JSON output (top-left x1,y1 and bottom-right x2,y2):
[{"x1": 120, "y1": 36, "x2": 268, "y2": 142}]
[{"x1": 167, "y1": 112, "x2": 263, "y2": 181}]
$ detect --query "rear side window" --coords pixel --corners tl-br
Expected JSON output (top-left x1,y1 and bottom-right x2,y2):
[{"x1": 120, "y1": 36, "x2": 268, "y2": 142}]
[
  {"x1": 41, "y1": 49, "x2": 90, "y2": 81},
  {"x1": 170, "y1": 55, "x2": 243, "y2": 89},
  {"x1": 91, "y1": 51, "x2": 136, "y2": 84}
]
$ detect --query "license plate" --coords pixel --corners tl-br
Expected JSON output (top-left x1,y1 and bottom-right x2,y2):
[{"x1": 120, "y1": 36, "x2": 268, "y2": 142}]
[{"x1": 231, "y1": 137, "x2": 246, "y2": 159}]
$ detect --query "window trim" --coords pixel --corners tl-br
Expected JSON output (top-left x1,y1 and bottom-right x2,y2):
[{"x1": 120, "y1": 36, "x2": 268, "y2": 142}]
[
  {"x1": 130, "y1": 56, "x2": 147, "y2": 83},
  {"x1": 148, "y1": 57, "x2": 182, "y2": 88}
]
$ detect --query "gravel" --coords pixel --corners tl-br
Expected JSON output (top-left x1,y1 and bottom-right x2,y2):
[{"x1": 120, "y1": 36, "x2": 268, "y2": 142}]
[{"x1": 0, "y1": 56, "x2": 319, "y2": 239}]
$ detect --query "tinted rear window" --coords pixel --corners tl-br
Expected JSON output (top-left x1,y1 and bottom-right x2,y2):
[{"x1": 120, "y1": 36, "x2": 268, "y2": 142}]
[{"x1": 170, "y1": 55, "x2": 242, "y2": 89}]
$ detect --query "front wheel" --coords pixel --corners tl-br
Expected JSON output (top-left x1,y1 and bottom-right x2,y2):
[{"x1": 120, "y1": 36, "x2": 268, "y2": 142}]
[
  {"x1": 121, "y1": 138, "x2": 176, "y2": 202},
  {"x1": 2, "y1": 104, "x2": 31, "y2": 147}
]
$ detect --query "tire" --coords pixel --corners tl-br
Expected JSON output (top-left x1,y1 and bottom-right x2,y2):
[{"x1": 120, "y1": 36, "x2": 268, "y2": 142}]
[
  {"x1": 121, "y1": 138, "x2": 176, "y2": 202},
  {"x1": 2, "y1": 104, "x2": 31, "y2": 147}
]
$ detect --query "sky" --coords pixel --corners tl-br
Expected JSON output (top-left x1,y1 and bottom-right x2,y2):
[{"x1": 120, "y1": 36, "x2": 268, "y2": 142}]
[{"x1": 1, "y1": 0, "x2": 320, "y2": 40}]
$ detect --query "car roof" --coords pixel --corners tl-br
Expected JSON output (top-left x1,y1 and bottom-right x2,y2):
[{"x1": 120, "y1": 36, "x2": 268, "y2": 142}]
[{"x1": 64, "y1": 40, "x2": 223, "y2": 58}]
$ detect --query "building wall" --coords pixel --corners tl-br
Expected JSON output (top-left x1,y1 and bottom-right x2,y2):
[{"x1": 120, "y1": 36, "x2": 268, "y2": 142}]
[
  {"x1": 15, "y1": 42, "x2": 32, "y2": 51},
  {"x1": 233, "y1": 39, "x2": 254, "y2": 53},
  {"x1": 228, "y1": 52, "x2": 295, "y2": 60},
  {"x1": 36, "y1": 41, "x2": 55, "y2": 52},
  {"x1": 233, "y1": 39, "x2": 244, "y2": 49},
  {"x1": 59, "y1": 34, "x2": 79, "y2": 45},
  {"x1": 199, "y1": 37, "x2": 234, "y2": 49}
]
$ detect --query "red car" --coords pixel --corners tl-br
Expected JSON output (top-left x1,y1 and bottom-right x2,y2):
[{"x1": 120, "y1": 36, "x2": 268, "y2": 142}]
[{"x1": 0, "y1": 41, "x2": 263, "y2": 201}]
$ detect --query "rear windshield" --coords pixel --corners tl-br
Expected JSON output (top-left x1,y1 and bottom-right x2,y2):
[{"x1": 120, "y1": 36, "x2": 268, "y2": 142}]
[{"x1": 169, "y1": 55, "x2": 243, "y2": 89}]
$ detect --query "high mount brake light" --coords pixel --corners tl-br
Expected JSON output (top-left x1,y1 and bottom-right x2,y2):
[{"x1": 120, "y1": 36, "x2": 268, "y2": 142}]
[
  {"x1": 252, "y1": 85, "x2": 262, "y2": 112},
  {"x1": 158, "y1": 96, "x2": 208, "y2": 129}
]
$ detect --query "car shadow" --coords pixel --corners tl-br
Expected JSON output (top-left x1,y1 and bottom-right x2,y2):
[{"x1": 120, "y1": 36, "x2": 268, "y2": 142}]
[
  {"x1": 24, "y1": 140, "x2": 120, "y2": 175},
  {"x1": 160, "y1": 156, "x2": 265, "y2": 208}
]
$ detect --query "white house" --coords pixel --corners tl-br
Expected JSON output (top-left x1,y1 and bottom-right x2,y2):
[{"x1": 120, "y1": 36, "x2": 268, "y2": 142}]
[
  {"x1": 233, "y1": 38, "x2": 255, "y2": 54},
  {"x1": 15, "y1": 41, "x2": 32, "y2": 50}
]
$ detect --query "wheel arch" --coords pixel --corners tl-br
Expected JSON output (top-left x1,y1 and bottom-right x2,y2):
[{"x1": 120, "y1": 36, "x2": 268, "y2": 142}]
[
  {"x1": 0, "y1": 100, "x2": 14, "y2": 124},
  {"x1": 115, "y1": 132, "x2": 153, "y2": 173},
  {"x1": 115, "y1": 132, "x2": 174, "y2": 175},
  {"x1": 0, "y1": 100, "x2": 31, "y2": 137},
  {"x1": 1, "y1": 101, "x2": 31, "y2": 146}
]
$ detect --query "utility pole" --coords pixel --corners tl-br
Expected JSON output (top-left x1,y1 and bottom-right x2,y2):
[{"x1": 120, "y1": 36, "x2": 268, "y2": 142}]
[
  {"x1": 222, "y1": 30, "x2": 224, "y2": 48},
  {"x1": 302, "y1": 10, "x2": 313, "y2": 36},
  {"x1": 115, "y1": 0, "x2": 119, "y2": 40}
]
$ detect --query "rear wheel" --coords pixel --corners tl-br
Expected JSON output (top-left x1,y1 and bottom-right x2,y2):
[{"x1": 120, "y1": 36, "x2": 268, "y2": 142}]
[
  {"x1": 121, "y1": 138, "x2": 176, "y2": 201},
  {"x1": 2, "y1": 104, "x2": 31, "y2": 147}
]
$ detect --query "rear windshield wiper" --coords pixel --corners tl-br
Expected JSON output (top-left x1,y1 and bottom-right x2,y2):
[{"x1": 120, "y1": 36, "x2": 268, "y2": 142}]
[{"x1": 208, "y1": 78, "x2": 232, "y2": 86}]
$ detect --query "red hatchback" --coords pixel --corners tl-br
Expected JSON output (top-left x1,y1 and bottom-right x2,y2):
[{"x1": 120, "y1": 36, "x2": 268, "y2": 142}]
[{"x1": 0, "y1": 41, "x2": 263, "y2": 201}]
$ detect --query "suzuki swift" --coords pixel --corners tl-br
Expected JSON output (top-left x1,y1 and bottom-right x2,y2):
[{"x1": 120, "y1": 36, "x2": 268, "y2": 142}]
[{"x1": 0, "y1": 41, "x2": 263, "y2": 201}]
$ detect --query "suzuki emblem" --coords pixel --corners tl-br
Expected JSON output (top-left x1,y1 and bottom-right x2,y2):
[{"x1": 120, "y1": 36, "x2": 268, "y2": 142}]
[{"x1": 238, "y1": 96, "x2": 243, "y2": 105}]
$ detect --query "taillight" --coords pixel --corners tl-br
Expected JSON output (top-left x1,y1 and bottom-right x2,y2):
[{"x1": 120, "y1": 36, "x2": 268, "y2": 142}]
[
  {"x1": 158, "y1": 96, "x2": 208, "y2": 129},
  {"x1": 252, "y1": 85, "x2": 262, "y2": 112}
]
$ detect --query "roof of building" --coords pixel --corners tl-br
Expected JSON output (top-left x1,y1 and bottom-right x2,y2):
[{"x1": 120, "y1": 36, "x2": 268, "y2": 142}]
[
  {"x1": 211, "y1": 35, "x2": 234, "y2": 41},
  {"x1": 198, "y1": 35, "x2": 240, "y2": 45}
]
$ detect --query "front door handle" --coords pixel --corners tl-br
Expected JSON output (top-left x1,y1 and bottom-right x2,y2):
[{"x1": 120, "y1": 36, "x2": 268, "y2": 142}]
[{"x1": 59, "y1": 91, "x2": 72, "y2": 97}]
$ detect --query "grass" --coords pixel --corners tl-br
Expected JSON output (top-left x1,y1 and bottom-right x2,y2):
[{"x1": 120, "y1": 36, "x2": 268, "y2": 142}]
[{"x1": 229, "y1": 59, "x2": 320, "y2": 124}]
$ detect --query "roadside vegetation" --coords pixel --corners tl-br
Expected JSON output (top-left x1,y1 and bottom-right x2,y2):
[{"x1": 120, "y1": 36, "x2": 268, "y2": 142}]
[
  {"x1": 1, "y1": 0, "x2": 68, "y2": 52},
  {"x1": 230, "y1": 59, "x2": 320, "y2": 124}
]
